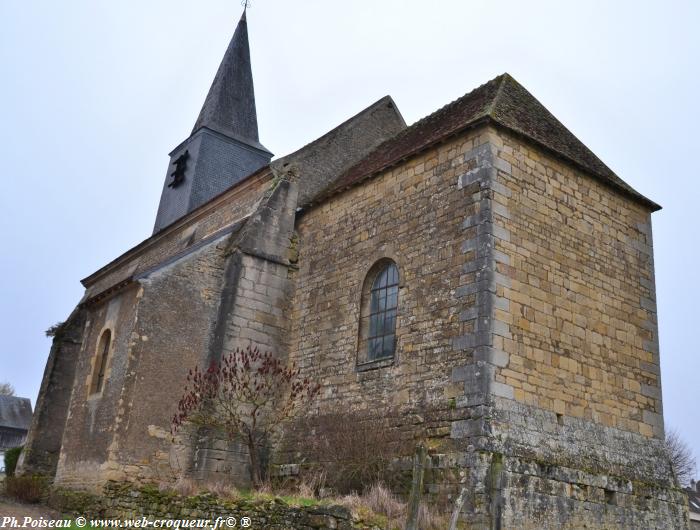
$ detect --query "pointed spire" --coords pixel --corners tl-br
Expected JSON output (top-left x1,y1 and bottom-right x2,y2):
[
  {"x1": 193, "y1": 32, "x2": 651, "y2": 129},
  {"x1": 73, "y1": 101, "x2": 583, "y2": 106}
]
[{"x1": 192, "y1": 10, "x2": 261, "y2": 146}]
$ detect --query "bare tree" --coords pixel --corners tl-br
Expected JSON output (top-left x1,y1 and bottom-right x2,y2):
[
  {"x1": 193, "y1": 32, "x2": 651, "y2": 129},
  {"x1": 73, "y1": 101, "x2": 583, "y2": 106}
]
[
  {"x1": 0, "y1": 381, "x2": 15, "y2": 396},
  {"x1": 664, "y1": 428, "x2": 697, "y2": 486},
  {"x1": 172, "y1": 346, "x2": 320, "y2": 487}
]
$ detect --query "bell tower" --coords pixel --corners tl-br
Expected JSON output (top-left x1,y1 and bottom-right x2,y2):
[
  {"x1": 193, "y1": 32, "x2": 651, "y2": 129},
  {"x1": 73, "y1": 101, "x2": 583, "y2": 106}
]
[{"x1": 153, "y1": 10, "x2": 272, "y2": 233}]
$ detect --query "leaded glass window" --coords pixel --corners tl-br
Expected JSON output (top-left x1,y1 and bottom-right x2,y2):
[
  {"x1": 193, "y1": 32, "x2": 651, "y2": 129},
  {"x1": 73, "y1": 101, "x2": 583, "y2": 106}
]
[{"x1": 366, "y1": 262, "x2": 399, "y2": 360}]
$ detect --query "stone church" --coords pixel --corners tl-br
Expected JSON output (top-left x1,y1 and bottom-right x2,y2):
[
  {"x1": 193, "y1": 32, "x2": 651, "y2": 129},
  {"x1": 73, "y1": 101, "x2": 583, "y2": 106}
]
[{"x1": 20, "y1": 10, "x2": 690, "y2": 529}]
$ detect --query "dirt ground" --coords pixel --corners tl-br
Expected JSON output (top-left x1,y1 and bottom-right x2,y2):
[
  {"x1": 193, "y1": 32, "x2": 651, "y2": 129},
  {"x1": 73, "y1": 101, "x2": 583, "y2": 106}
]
[{"x1": 0, "y1": 497, "x2": 66, "y2": 519}]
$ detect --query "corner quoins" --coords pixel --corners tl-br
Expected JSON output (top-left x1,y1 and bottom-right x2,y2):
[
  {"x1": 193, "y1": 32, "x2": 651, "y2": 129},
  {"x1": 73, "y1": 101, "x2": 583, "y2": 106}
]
[{"x1": 452, "y1": 142, "x2": 514, "y2": 422}]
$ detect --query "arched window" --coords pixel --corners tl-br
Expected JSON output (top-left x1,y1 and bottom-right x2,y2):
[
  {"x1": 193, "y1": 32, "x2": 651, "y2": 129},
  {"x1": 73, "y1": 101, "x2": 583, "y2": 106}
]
[
  {"x1": 359, "y1": 260, "x2": 399, "y2": 363},
  {"x1": 90, "y1": 330, "x2": 112, "y2": 395}
]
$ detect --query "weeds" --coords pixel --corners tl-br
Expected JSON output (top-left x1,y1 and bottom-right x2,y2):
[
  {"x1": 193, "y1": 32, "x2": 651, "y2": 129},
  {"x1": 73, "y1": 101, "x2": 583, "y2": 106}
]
[
  {"x1": 4, "y1": 475, "x2": 48, "y2": 504},
  {"x1": 336, "y1": 483, "x2": 448, "y2": 530},
  {"x1": 296, "y1": 409, "x2": 412, "y2": 493},
  {"x1": 158, "y1": 477, "x2": 448, "y2": 529}
]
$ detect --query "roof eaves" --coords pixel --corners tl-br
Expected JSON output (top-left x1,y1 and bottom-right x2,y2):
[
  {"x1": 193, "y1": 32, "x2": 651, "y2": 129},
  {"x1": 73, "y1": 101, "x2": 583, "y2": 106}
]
[
  {"x1": 309, "y1": 112, "x2": 660, "y2": 213},
  {"x1": 488, "y1": 118, "x2": 662, "y2": 212},
  {"x1": 306, "y1": 115, "x2": 492, "y2": 208},
  {"x1": 81, "y1": 166, "x2": 272, "y2": 288}
]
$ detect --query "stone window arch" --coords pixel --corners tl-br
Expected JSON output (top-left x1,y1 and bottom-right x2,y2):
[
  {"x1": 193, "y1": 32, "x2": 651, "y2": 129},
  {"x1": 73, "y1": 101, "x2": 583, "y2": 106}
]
[
  {"x1": 90, "y1": 329, "x2": 112, "y2": 395},
  {"x1": 358, "y1": 259, "x2": 399, "y2": 363}
]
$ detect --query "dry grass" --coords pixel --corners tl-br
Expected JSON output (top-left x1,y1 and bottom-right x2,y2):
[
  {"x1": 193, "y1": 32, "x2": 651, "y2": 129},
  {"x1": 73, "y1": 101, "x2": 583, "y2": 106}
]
[
  {"x1": 4, "y1": 475, "x2": 48, "y2": 504},
  {"x1": 417, "y1": 501, "x2": 449, "y2": 530},
  {"x1": 204, "y1": 479, "x2": 240, "y2": 499},
  {"x1": 363, "y1": 483, "x2": 405, "y2": 521},
  {"x1": 166, "y1": 477, "x2": 198, "y2": 497},
  {"x1": 295, "y1": 469, "x2": 326, "y2": 498},
  {"x1": 254, "y1": 481, "x2": 273, "y2": 496},
  {"x1": 162, "y1": 477, "x2": 240, "y2": 500},
  {"x1": 160, "y1": 477, "x2": 449, "y2": 528},
  {"x1": 336, "y1": 483, "x2": 448, "y2": 530}
]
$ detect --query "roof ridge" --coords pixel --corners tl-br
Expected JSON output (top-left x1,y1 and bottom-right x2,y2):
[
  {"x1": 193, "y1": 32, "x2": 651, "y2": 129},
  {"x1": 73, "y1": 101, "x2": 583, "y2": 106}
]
[
  {"x1": 274, "y1": 95, "x2": 403, "y2": 165},
  {"x1": 315, "y1": 74, "x2": 504, "y2": 200},
  {"x1": 362, "y1": 74, "x2": 503, "y2": 154},
  {"x1": 486, "y1": 73, "x2": 509, "y2": 117},
  {"x1": 317, "y1": 73, "x2": 660, "y2": 211},
  {"x1": 407, "y1": 74, "x2": 504, "y2": 132}
]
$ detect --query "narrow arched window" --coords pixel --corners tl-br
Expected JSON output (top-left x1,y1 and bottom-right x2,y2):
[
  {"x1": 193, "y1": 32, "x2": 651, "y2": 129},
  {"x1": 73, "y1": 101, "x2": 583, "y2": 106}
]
[
  {"x1": 359, "y1": 260, "x2": 399, "y2": 363},
  {"x1": 91, "y1": 330, "x2": 112, "y2": 395}
]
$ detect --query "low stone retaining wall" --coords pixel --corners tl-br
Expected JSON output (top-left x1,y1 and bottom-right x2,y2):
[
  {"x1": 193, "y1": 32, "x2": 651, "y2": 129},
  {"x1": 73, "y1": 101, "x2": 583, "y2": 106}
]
[{"x1": 47, "y1": 482, "x2": 382, "y2": 530}]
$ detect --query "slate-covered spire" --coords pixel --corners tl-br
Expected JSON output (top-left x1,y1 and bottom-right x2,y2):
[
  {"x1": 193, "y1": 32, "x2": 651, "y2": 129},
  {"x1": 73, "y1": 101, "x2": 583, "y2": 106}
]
[
  {"x1": 153, "y1": 9, "x2": 272, "y2": 234},
  {"x1": 192, "y1": 10, "x2": 262, "y2": 148}
]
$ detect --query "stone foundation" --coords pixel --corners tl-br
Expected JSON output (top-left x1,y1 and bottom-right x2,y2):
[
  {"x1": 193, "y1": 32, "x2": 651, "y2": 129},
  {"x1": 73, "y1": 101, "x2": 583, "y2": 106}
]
[{"x1": 48, "y1": 482, "x2": 378, "y2": 530}]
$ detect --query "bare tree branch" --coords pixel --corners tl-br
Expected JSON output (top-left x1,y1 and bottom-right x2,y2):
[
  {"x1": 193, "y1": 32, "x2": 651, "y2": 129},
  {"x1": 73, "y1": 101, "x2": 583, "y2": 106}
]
[
  {"x1": 172, "y1": 346, "x2": 320, "y2": 487},
  {"x1": 664, "y1": 428, "x2": 697, "y2": 487}
]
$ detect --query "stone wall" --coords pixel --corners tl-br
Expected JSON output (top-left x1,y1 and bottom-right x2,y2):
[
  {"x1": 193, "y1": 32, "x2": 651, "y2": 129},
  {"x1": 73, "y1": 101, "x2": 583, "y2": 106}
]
[
  {"x1": 49, "y1": 176, "x2": 303, "y2": 491},
  {"x1": 487, "y1": 127, "x2": 663, "y2": 438},
  {"x1": 449, "y1": 127, "x2": 688, "y2": 529},
  {"x1": 189, "y1": 178, "x2": 299, "y2": 487},
  {"x1": 48, "y1": 482, "x2": 372, "y2": 530},
  {"x1": 54, "y1": 234, "x2": 231, "y2": 489},
  {"x1": 23, "y1": 97, "x2": 406, "y2": 494},
  {"x1": 277, "y1": 123, "x2": 690, "y2": 528},
  {"x1": 216, "y1": 178, "x2": 299, "y2": 358},
  {"x1": 281, "y1": 129, "x2": 489, "y2": 500},
  {"x1": 289, "y1": 129, "x2": 485, "y2": 416}
]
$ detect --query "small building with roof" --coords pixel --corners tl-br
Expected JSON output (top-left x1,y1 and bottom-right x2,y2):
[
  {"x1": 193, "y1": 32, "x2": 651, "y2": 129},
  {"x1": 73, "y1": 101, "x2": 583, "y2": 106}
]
[
  {"x1": 688, "y1": 481, "x2": 700, "y2": 529},
  {"x1": 0, "y1": 395, "x2": 33, "y2": 472}
]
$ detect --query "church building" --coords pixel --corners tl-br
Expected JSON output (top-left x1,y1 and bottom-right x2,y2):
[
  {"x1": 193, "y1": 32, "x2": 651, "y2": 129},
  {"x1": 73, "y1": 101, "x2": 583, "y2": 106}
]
[{"x1": 20, "y1": 10, "x2": 690, "y2": 529}]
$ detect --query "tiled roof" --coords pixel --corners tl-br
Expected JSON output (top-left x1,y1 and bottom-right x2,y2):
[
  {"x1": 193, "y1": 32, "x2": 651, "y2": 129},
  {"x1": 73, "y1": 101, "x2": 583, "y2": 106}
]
[
  {"x1": 276, "y1": 96, "x2": 406, "y2": 207},
  {"x1": 0, "y1": 395, "x2": 32, "y2": 431},
  {"x1": 689, "y1": 487, "x2": 700, "y2": 515},
  {"x1": 323, "y1": 74, "x2": 659, "y2": 210}
]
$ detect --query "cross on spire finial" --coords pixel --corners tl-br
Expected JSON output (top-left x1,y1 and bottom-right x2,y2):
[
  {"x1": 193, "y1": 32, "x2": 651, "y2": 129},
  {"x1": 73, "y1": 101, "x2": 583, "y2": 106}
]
[{"x1": 241, "y1": 0, "x2": 251, "y2": 8}]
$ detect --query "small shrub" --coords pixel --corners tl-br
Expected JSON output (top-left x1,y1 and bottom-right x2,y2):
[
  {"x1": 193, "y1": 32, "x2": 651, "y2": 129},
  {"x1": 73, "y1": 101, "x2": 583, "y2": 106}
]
[
  {"x1": 417, "y1": 501, "x2": 449, "y2": 530},
  {"x1": 160, "y1": 477, "x2": 242, "y2": 500},
  {"x1": 297, "y1": 410, "x2": 412, "y2": 493},
  {"x1": 336, "y1": 483, "x2": 405, "y2": 529},
  {"x1": 168, "y1": 477, "x2": 198, "y2": 497},
  {"x1": 337, "y1": 483, "x2": 447, "y2": 530},
  {"x1": 172, "y1": 346, "x2": 320, "y2": 487},
  {"x1": 295, "y1": 469, "x2": 326, "y2": 499},
  {"x1": 361, "y1": 483, "x2": 405, "y2": 520},
  {"x1": 204, "y1": 479, "x2": 240, "y2": 500},
  {"x1": 4, "y1": 475, "x2": 48, "y2": 503},
  {"x1": 4, "y1": 446, "x2": 22, "y2": 476}
]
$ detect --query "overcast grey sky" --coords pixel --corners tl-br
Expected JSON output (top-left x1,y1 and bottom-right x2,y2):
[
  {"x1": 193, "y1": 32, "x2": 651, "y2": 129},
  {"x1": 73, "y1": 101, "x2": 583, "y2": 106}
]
[{"x1": 1, "y1": 1, "x2": 698, "y2": 469}]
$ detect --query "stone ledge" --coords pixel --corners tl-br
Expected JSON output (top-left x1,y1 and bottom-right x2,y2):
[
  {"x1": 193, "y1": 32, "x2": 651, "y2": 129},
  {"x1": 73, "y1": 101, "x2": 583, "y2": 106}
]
[{"x1": 355, "y1": 356, "x2": 394, "y2": 372}]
